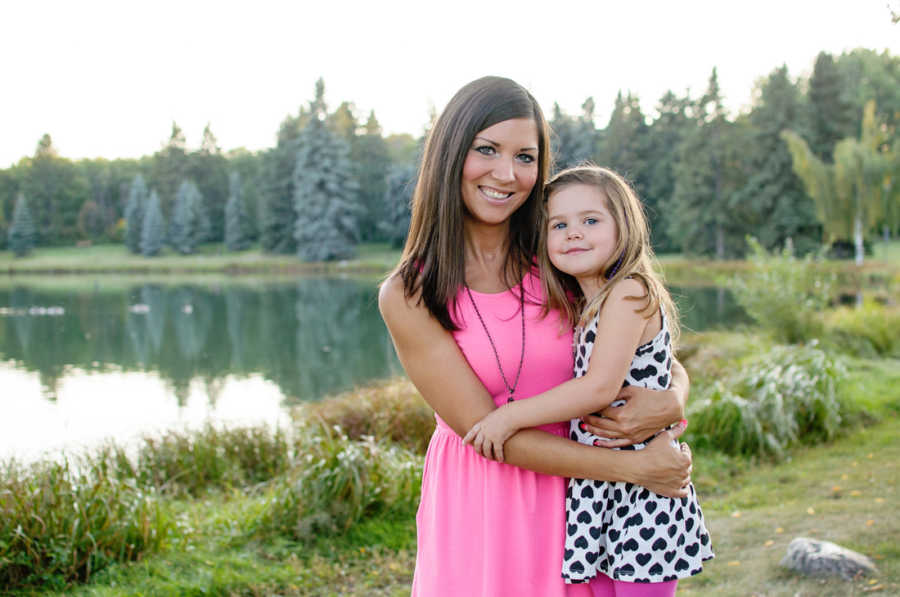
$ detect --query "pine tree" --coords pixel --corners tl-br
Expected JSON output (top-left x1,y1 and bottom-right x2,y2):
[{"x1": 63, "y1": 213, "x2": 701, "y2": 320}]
[
  {"x1": 124, "y1": 174, "x2": 148, "y2": 253},
  {"x1": 293, "y1": 79, "x2": 361, "y2": 261},
  {"x1": 225, "y1": 171, "x2": 250, "y2": 251},
  {"x1": 190, "y1": 182, "x2": 211, "y2": 247},
  {"x1": 141, "y1": 190, "x2": 165, "y2": 257},
  {"x1": 733, "y1": 66, "x2": 820, "y2": 254},
  {"x1": 260, "y1": 113, "x2": 305, "y2": 254},
  {"x1": 169, "y1": 181, "x2": 197, "y2": 254},
  {"x1": 8, "y1": 193, "x2": 37, "y2": 257},
  {"x1": 352, "y1": 111, "x2": 391, "y2": 241},
  {"x1": 644, "y1": 90, "x2": 693, "y2": 252},
  {"x1": 596, "y1": 91, "x2": 650, "y2": 194},
  {"x1": 380, "y1": 162, "x2": 417, "y2": 248},
  {"x1": 808, "y1": 52, "x2": 855, "y2": 162},
  {"x1": 550, "y1": 100, "x2": 596, "y2": 171},
  {"x1": 667, "y1": 69, "x2": 746, "y2": 258}
]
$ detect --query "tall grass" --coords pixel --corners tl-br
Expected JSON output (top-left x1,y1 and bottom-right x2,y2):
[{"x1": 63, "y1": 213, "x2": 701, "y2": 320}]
[
  {"x1": 243, "y1": 423, "x2": 423, "y2": 542},
  {"x1": 90, "y1": 424, "x2": 294, "y2": 497},
  {"x1": 726, "y1": 237, "x2": 836, "y2": 344},
  {"x1": 0, "y1": 459, "x2": 173, "y2": 591},
  {"x1": 301, "y1": 378, "x2": 434, "y2": 453},
  {"x1": 823, "y1": 300, "x2": 900, "y2": 358},
  {"x1": 688, "y1": 343, "x2": 845, "y2": 459}
]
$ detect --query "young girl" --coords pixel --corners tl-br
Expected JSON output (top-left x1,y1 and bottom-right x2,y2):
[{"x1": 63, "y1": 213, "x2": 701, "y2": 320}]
[{"x1": 464, "y1": 165, "x2": 713, "y2": 596}]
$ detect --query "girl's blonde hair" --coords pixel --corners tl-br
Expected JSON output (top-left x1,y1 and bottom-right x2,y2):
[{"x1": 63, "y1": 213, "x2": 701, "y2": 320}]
[{"x1": 539, "y1": 165, "x2": 680, "y2": 346}]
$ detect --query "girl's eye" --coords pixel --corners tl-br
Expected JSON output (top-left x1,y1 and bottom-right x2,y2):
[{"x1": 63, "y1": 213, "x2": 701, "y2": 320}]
[
  {"x1": 584, "y1": 217, "x2": 598, "y2": 225},
  {"x1": 474, "y1": 145, "x2": 496, "y2": 156},
  {"x1": 551, "y1": 222, "x2": 566, "y2": 230},
  {"x1": 516, "y1": 153, "x2": 536, "y2": 164}
]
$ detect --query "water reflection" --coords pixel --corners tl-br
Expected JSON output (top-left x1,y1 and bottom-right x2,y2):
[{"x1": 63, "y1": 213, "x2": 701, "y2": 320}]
[{"x1": 0, "y1": 279, "x2": 744, "y2": 460}]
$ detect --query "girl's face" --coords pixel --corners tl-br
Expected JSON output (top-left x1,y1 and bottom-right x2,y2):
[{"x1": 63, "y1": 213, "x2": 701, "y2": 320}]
[
  {"x1": 546, "y1": 183, "x2": 619, "y2": 289},
  {"x1": 461, "y1": 118, "x2": 539, "y2": 227}
]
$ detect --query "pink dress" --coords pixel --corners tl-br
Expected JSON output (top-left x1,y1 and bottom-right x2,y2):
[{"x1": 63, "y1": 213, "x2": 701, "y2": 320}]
[{"x1": 411, "y1": 271, "x2": 592, "y2": 597}]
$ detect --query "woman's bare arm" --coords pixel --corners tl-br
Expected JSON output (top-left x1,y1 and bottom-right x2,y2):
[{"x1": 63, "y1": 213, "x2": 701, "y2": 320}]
[
  {"x1": 378, "y1": 275, "x2": 691, "y2": 497},
  {"x1": 581, "y1": 359, "x2": 690, "y2": 445}
]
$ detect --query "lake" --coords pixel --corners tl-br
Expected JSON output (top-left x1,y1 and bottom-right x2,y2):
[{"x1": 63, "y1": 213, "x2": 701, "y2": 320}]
[{"x1": 0, "y1": 278, "x2": 748, "y2": 461}]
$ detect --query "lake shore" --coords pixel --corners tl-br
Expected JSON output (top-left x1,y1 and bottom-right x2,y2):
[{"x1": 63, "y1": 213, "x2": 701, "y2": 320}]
[{"x1": 7, "y1": 362, "x2": 897, "y2": 597}]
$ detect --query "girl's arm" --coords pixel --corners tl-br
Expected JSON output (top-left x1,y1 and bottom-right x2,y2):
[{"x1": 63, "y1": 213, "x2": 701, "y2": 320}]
[
  {"x1": 378, "y1": 274, "x2": 692, "y2": 498},
  {"x1": 463, "y1": 279, "x2": 651, "y2": 461},
  {"x1": 581, "y1": 359, "x2": 689, "y2": 446}
]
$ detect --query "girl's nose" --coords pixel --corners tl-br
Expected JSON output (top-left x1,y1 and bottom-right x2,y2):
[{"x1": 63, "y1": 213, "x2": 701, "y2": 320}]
[{"x1": 567, "y1": 227, "x2": 582, "y2": 240}]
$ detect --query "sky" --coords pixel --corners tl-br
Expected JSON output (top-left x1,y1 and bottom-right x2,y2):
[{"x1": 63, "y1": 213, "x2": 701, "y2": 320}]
[{"x1": 2, "y1": 0, "x2": 898, "y2": 168}]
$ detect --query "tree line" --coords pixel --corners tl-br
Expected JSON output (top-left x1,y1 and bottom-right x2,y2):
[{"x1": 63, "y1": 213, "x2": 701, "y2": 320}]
[{"x1": 2, "y1": 49, "x2": 898, "y2": 261}]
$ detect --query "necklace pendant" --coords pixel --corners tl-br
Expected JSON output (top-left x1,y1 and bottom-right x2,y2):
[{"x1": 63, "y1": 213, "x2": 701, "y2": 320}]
[{"x1": 507, "y1": 392, "x2": 514, "y2": 403}]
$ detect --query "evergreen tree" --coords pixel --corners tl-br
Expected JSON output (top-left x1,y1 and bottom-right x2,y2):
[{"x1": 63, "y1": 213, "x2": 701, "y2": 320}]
[
  {"x1": 124, "y1": 174, "x2": 148, "y2": 253},
  {"x1": 380, "y1": 162, "x2": 417, "y2": 248},
  {"x1": 293, "y1": 79, "x2": 361, "y2": 261},
  {"x1": 225, "y1": 171, "x2": 251, "y2": 251},
  {"x1": 550, "y1": 100, "x2": 596, "y2": 171},
  {"x1": 8, "y1": 193, "x2": 36, "y2": 257},
  {"x1": 141, "y1": 190, "x2": 165, "y2": 257},
  {"x1": 596, "y1": 91, "x2": 650, "y2": 194},
  {"x1": 21, "y1": 134, "x2": 89, "y2": 245},
  {"x1": 260, "y1": 109, "x2": 307, "y2": 253},
  {"x1": 667, "y1": 69, "x2": 746, "y2": 258},
  {"x1": 352, "y1": 111, "x2": 391, "y2": 241},
  {"x1": 150, "y1": 123, "x2": 189, "y2": 216},
  {"x1": 169, "y1": 181, "x2": 197, "y2": 254},
  {"x1": 644, "y1": 90, "x2": 693, "y2": 252},
  {"x1": 190, "y1": 182, "x2": 211, "y2": 246},
  {"x1": 733, "y1": 66, "x2": 820, "y2": 254},
  {"x1": 807, "y1": 52, "x2": 855, "y2": 162},
  {"x1": 189, "y1": 123, "x2": 229, "y2": 243}
]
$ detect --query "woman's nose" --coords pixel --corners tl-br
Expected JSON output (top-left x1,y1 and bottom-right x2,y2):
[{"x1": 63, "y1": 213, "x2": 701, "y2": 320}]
[{"x1": 492, "y1": 157, "x2": 515, "y2": 182}]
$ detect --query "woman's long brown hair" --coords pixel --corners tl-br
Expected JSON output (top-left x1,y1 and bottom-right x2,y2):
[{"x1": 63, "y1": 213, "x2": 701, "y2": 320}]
[{"x1": 392, "y1": 76, "x2": 551, "y2": 330}]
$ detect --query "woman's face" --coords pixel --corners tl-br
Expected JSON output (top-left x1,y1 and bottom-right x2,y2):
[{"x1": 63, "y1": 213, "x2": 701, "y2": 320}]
[{"x1": 460, "y1": 118, "x2": 539, "y2": 227}]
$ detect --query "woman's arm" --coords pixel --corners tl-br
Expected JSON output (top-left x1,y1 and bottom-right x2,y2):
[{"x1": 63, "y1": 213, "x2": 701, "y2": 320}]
[
  {"x1": 378, "y1": 274, "x2": 692, "y2": 497},
  {"x1": 581, "y1": 358, "x2": 689, "y2": 446},
  {"x1": 463, "y1": 279, "x2": 651, "y2": 460}
]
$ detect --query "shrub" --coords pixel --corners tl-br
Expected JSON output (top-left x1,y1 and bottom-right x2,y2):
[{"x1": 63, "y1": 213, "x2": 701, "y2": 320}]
[
  {"x1": 0, "y1": 459, "x2": 173, "y2": 591},
  {"x1": 688, "y1": 342, "x2": 845, "y2": 459},
  {"x1": 246, "y1": 423, "x2": 422, "y2": 542},
  {"x1": 726, "y1": 237, "x2": 836, "y2": 344},
  {"x1": 823, "y1": 300, "x2": 900, "y2": 358},
  {"x1": 92, "y1": 424, "x2": 293, "y2": 497},
  {"x1": 301, "y1": 377, "x2": 435, "y2": 454}
]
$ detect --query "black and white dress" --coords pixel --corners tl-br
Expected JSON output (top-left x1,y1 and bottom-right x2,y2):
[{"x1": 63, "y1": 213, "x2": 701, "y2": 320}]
[{"x1": 562, "y1": 310, "x2": 714, "y2": 584}]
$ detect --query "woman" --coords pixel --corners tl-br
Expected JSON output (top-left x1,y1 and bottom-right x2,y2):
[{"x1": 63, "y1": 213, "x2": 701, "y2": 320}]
[{"x1": 379, "y1": 76, "x2": 692, "y2": 597}]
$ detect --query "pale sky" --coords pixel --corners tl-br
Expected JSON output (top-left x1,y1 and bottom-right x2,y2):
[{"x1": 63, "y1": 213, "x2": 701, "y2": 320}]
[{"x1": 2, "y1": 0, "x2": 898, "y2": 168}]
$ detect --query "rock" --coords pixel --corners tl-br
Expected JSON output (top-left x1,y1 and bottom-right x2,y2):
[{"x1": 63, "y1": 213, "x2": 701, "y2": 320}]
[{"x1": 780, "y1": 537, "x2": 878, "y2": 580}]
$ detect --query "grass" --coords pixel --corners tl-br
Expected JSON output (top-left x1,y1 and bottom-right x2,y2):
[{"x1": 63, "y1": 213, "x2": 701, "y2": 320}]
[
  {"x1": 679, "y1": 419, "x2": 899, "y2": 597},
  {"x1": 0, "y1": 243, "x2": 401, "y2": 276}
]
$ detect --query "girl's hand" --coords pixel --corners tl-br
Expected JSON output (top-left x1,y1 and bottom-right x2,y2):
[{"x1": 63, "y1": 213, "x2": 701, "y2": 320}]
[
  {"x1": 582, "y1": 384, "x2": 681, "y2": 445},
  {"x1": 630, "y1": 421, "x2": 692, "y2": 498},
  {"x1": 462, "y1": 406, "x2": 519, "y2": 462}
]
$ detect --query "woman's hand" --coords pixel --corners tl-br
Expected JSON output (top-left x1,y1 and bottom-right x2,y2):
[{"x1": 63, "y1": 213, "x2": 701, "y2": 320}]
[
  {"x1": 581, "y1": 358, "x2": 689, "y2": 445},
  {"x1": 581, "y1": 385, "x2": 681, "y2": 445},
  {"x1": 627, "y1": 421, "x2": 692, "y2": 498},
  {"x1": 463, "y1": 405, "x2": 518, "y2": 462}
]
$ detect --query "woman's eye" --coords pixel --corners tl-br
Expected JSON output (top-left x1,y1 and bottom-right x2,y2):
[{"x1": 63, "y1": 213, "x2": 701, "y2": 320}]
[
  {"x1": 516, "y1": 153, "x2": 535, "y2": 164},
  {"x1": 474, "y1": 145, "x2": 496, "y2": 156}
]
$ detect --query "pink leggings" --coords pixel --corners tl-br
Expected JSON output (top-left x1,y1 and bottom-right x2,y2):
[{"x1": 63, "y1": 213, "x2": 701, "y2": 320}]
[{"x1": 588, "y1": 574, "x2": 677, "y2": 597}]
